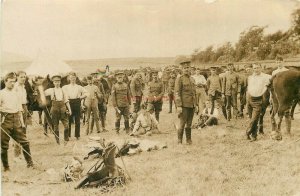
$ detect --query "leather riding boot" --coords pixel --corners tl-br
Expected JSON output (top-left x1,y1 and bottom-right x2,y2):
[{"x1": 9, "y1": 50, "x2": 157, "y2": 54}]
[
  {"x1": 185, "y1": 128, "x2": 192, "y2": 145},
  {"x1": 1, "y1": 150, "x2": 10, "y2": 171},
  {"x1": 22, "y1": 144, "x2": 34, "y2": 168},
  {"x1": 177, "y1": 129, "x2": 184, "y2": 144},
  {"x1": 124, "y1": 120, "x2": 130, "y2": 133},
  {"x1": 115, "y1": 121, "x2": 120, "y2": 133},
  {"x1": 169, "y1": 103, "x2": 172, "y2": 113}
]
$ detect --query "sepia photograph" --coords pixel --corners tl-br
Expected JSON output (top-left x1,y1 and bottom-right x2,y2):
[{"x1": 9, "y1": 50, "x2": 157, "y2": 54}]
[{"x1": 1, "y1": 0, "x2": 300, "y2": 195}]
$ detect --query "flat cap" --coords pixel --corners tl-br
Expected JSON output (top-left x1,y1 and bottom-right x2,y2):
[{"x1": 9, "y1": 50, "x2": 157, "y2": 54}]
[
  {"x1": 115, "y1": 70, "x2": 125, "y2": 76},
  {"x1": 68, "y1": 71, "x2": 77, "y2": 77},
  {"x1": 51, "y1": 74, "x2": 62, "y2": 81}
]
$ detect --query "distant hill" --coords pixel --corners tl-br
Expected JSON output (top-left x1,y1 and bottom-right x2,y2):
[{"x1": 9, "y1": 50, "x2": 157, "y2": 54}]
[
  {"x1": 1, "y1": 51, "x2": 32, "y2": 63},
  {"x1": 0, "y1": 56, "x2": 175, "y2": 74}
]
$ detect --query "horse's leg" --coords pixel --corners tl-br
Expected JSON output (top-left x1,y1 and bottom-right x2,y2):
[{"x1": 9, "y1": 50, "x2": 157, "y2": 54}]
[
  {"x1": 284, "y1": 110, "x2": 291, "y2": 135},
  {"x1": 290, "y1": 100, "x2": 298, "y2": 120},
  {"x1": 38, "y1": 110, "x2": 43, "y2": 124}
]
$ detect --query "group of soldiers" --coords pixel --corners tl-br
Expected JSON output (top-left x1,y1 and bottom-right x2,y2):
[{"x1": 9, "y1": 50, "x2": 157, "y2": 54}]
[{"x1": 0, "y1": 56, "x2": 289, "y2": 171}]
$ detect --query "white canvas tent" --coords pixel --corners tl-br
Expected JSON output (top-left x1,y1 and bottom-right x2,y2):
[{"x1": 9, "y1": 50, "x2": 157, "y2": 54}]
[{"x1": 25, "y1": 53, "x2": 72, "y2": 76}]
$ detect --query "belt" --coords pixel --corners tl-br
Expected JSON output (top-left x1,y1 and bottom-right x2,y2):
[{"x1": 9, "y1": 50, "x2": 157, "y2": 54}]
[
  {"x1": 69, "y1": 98, "x2": 81, "y2": 102},
  {"x1": 250, "y1": 96, "x2": 263, "y2": 101}
]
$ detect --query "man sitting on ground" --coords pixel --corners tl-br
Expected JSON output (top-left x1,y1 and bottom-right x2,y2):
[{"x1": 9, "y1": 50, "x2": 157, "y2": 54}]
[
  {"x1": 129, "y1": 105, "x2": 161, "y2": 136},
  {"x1": 193, "y1": 100, "x2": 219, "y2": 129}
]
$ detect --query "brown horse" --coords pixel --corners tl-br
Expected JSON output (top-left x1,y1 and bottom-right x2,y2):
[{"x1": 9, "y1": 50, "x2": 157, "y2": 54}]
[{"x1": 270, "y1": 70, "x2": 300, "y2": 139}]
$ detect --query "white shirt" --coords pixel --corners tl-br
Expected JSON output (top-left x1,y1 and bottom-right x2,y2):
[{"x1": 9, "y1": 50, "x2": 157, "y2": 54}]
[
  {"x1": 0, "y1": 88, "x2": 23, "y2": 113},
  {"x1": 247, "y1": 72, "x2": 271, "y2": 97},
  {"x1": 272, "y1": 67, "x2": 289, "y2": 76},
  {"x1": 62, "y1": 84, "x2": 88, "y2": 99},
  {"x1": 192, "y1": 74, "x2": 207, "y2": 86},
  {"x1": 45, "y1": 87, "x2": 69, "y2": 103},
  {"x1": 14, "y1": 82, "x2": 27, "y2": 104},
  {"x1": 132, "y1": 112, "x2": 158, "y2": 133}
]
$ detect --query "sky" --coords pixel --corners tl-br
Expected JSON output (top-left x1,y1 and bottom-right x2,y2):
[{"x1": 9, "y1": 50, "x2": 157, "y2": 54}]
[{"x1": 1, "y1": 0, "x2": 299, "y2": 60}]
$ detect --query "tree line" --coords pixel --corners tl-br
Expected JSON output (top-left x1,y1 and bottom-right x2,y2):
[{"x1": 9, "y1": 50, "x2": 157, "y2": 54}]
[{"x1": 187, "y1": 8, "x2": 300, "y2": 64}]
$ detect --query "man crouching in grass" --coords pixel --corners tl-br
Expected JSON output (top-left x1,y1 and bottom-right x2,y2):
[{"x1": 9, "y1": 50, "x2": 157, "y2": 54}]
[{"x1": 129, "y1": 104, "x2": 161, "y2": 136}]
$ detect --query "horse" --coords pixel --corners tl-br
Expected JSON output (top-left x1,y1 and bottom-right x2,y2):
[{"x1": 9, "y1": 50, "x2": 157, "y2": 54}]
[{"x1": 270, "y1": 70, "x2": 300, "y2": 140}]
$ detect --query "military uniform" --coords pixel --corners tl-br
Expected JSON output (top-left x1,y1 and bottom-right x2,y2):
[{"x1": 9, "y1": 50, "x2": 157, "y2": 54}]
[
  {"x1": 130, "y1": 74, "x2": 144, "y2": 113},
  {"x1": 162, "y1": 69, "x2": 170, "y2": 93},
  {"x1": 238, "y1": 65, "x2": 252, "y2": 117},
  {"x1": 111, "y1": 71, "x2": 131, "y2": 133},
  {"x1": 167, "y1": 73, "x2": 176, "y2": 113},
  {"x1": 206, "y1": 67, "x2": 227, "y2": 119},
  {"x1": 84, "y1": 78, "x2": 102, "y2": 134},
  {"x1": 175, "y1": 60, "x2": 198, "y2": 144},
  {"x1": 91, "y1": 78, "x2": 107, "y2": 131},
  {"x1": 147, "y1": 71, "x2": 164, "y2": 121},
  {"x1": 222, "y1": 66, "x2": 240, "y2": 120}
]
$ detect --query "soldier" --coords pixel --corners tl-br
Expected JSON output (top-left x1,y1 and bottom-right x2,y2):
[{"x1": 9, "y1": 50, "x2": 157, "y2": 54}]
[
  {"x1": 167, "y1": 70, "x2": 176, "y2": 113},
  {"x1": 91, "y1": 73, "x2": 109, "y2": 132},
  {"x1": 62, "y1": 72, "x2": 88, "y2": 140},
  {"x1": 45, "y1": 74, "x2": 72, "y2": 144},
  {"x1": 84, "y1": 75, "x2": 102, "y2": 134},
  {"x1": 222, "y1": 63, "x2": 240, "y2": 121},
  {"x1": 175, "y1": 60, "x2": 198, "y2": 145},
  {"x1": 206, "y1": 66, "x2": 227, "y2": 118},
  {"x1": 111, "y1": 71, "x2": 131, "y2": 134},
  {"x1": 130, "y1": 72, "x2": 144, "y2": 113},
  {"x1": 1, "y1": 72, "x2": 34, "y2": 171},
  {"x1": 147, "y1": 70, "x2": 164, "y2": 121},
  {"x1": 192, "y1": 68, "x2": 207, "y2": 115},
  {"x1": 13, "y1": 71, "x2": 29, "y2": 159},
  {"x1": 239, "y1": 64, "x2": 253, "y2": 118},
  {"x1": 161, "y1": 68, "x2": 170, "y2": 93}
]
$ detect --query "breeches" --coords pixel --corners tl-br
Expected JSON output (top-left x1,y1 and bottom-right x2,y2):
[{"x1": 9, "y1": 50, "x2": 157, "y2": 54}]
[{"x1": 179, "y1": 107, "x2": 195, "y2": 130}]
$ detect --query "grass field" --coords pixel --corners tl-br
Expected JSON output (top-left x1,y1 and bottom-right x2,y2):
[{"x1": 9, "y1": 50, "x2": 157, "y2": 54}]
[{"x1": 2, "y1": 98, "x2": 300, "y2": 196}]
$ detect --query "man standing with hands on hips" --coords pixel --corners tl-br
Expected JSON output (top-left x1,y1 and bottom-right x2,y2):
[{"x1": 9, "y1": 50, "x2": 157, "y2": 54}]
[
  {"x1": 175, "y1": 59, "x2": 198, "y2": 145},
  {"x1": 62, "y1": 72, "x2": 88, "y2": 140}
]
